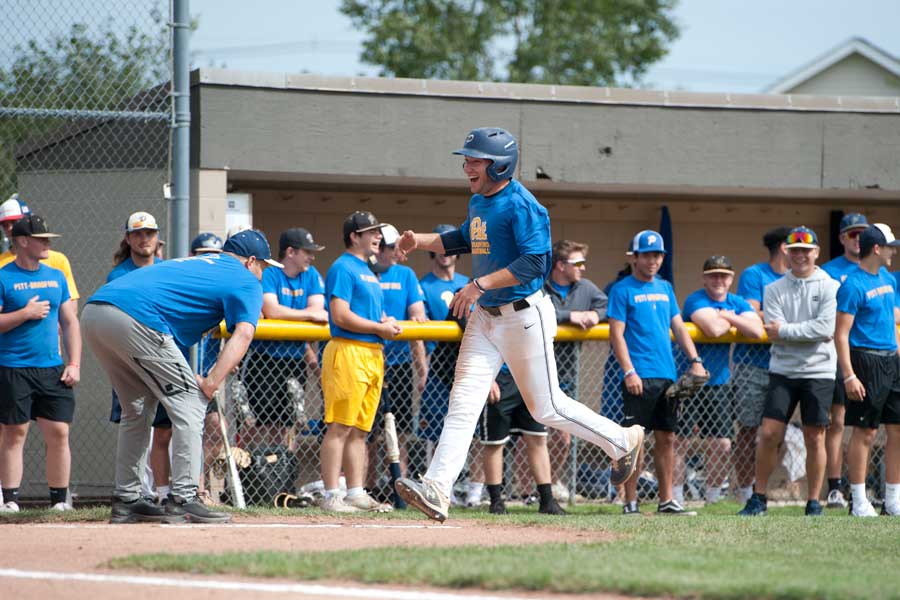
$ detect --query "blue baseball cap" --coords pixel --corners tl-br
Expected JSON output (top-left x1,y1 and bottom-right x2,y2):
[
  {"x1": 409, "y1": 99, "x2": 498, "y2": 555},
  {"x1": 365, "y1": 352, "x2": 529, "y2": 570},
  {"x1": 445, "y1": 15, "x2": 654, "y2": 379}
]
[
  {"x1": 222, "y1": 229, "x2": 283, "y2": 268},
  {"x1": 785, "y1": 226, "x2": 819, "y2": 249},
  {"x1": 839, "y1": 213, "x2": 868, "y2": 233},
  {"x1": 630, "y1": 230, "x2": 666, "y2": 254}
]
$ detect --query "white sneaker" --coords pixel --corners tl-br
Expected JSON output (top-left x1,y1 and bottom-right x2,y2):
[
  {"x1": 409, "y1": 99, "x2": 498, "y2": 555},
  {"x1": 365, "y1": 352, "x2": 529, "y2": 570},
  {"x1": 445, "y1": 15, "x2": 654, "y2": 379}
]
[
  {"x1": 826, "y1": 489, "x2": 848, "y2": 509},
  {"x1": 851, "y1": 500, "x2": 878, "y2": 517},
  {"x1": 0, "y1": 501, "x2": 20, "y2": 513},
  {"x1": 344, "y1": 493, "x2": 393, "y2": 513},
  {"x1": 50, "y1": 502, "x2": 74, "y2": 512},
  {"x1": 395, "y1": 477, "x2": 450, "y2": 522},
  {"x1": 319, "y1": 495, "x2": 361, "y2": 513},
  {"x1": 882, "y1": 503, "x2": 900, "y2": 516},
  {"x1": 551, "y1": 482, "x2": 571, "y2": 503}
]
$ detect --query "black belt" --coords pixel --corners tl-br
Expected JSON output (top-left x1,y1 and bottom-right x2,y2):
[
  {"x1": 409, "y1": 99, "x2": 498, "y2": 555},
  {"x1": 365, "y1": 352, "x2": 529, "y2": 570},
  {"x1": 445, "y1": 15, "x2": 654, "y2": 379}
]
[
  {"x1": 852, "y1": 347, "x2": 897, "y2": 357},
  {"x1": 482, "y1": 298, "x2": 532, "y2": 316}
]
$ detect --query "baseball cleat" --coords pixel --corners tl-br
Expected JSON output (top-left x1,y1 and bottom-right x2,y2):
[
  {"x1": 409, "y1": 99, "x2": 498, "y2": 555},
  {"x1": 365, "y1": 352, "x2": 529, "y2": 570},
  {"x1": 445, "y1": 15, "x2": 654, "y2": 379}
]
[
  {"x1": 657, "y1": 499, "x2": 697, "y2": 516},
  {"x1": 395, "y1": 477, "x2": 449, "y2": 523},
  {"x1": 164, "y1": 495, "x2": 231, "y2": 523},
  {"x1": 538, "y1": 498, "x2": 567, "y2": 515},
  {"x1": 610, "y1": 425, "x2": 645, "y2": 486}
]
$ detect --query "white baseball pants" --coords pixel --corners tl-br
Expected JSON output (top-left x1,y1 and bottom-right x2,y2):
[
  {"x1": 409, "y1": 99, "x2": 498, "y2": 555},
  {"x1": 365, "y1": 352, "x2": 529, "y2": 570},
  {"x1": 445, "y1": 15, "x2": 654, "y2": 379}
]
[{"x1": 424, "y1": 293, "x2": 630, "y2": 496}]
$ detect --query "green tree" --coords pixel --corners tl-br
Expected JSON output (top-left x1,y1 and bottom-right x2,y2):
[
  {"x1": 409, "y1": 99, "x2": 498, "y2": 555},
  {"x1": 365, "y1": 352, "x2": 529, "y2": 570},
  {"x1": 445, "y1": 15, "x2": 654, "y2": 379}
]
[{"x1": 340, "y1": 0, "x2": 679, "y2": 85}]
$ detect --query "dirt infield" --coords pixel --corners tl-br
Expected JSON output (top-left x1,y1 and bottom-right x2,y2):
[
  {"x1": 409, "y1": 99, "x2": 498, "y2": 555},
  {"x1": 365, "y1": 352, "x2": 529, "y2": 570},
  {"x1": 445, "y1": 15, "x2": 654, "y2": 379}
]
[{"x1": 0, "y1": 514, "x2": 627, "y2": 600}]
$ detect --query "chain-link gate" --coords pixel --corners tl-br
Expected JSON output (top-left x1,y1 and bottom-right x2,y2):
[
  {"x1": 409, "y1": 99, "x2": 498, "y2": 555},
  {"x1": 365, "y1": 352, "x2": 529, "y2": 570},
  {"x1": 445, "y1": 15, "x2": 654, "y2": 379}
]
[
  {"x1": 211, "y1": 324, "x2": 885, "y2": 509},
  {"x1": 1, "y1": 0, "x2": 171, "y2": 498}
]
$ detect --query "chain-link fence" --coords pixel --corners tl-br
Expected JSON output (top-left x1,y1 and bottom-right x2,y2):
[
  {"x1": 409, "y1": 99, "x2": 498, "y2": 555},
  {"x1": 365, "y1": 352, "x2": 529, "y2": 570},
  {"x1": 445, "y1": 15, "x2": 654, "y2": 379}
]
[
  {"x1": 210, "y1": 324, "x2": 886, "y2": 509},
  {"x1": 2, "y1": 0, "x2": 171, "y2": 497}
]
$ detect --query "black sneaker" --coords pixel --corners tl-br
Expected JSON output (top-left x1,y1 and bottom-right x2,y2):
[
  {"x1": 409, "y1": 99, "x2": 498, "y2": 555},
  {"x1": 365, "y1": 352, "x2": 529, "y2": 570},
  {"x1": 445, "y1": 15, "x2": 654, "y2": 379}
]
[
  {"x1": 738, "y1": 493, "x2": 768, "y2": 516},
  {"x1": 539, "y1": 498, "x2": 567, "y2": 515},
  {"x1": 110, "y1": 496, "x2": 181, "y2": 524},
  {"x1": 657, "y1": 499, "x2": 697, "y2": 516},
  {"x1": 622, "y1": 501, "x2": 640, "y2": 515},
  {"x1": 805, "y1": 500, "x2": 823, "y2": 516},
  {"x1": 489, "y1": 500, "x2": 508, "y2": 515},
  {"x1": 165, "y1": 494, "x2": 232, "y2": 524}
]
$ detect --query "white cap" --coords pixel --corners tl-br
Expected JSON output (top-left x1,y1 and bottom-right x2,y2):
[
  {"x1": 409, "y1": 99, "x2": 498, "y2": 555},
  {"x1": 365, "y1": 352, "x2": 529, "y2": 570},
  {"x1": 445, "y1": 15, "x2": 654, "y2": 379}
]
[
  {"x1": 126, "y1": 211, "x2": 159, "y2": 232},
  {"x1": 0, "y1": 194, "x2": 31, "y2": 223},
  {"x1": 380, "y1": 224, "x2": 400, "y2": 246}
]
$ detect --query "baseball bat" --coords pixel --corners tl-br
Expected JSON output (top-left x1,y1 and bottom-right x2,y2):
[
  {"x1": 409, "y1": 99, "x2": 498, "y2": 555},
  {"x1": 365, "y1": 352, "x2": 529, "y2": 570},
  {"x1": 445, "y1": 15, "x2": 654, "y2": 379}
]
[
  {"x1": 213, "y1": 390, "x2": 246, "y2": 509},
  {"x1": 382, "y1": 398, "x2": 406, "y2": 509}
]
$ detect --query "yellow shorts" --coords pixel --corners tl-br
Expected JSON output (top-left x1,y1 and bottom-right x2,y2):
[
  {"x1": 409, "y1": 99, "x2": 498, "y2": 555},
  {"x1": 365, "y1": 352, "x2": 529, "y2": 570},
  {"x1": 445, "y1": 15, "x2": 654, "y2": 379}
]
[{"x1": 322, "y1": 338, "x2": 384, "y2": 432}]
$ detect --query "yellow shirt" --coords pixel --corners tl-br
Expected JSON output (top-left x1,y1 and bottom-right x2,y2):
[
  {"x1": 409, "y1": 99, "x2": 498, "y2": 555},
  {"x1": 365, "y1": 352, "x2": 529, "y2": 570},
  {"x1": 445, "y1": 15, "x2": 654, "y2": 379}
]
[{"x1": 0, "y1": 249, "x2": 80, "y2": 300}]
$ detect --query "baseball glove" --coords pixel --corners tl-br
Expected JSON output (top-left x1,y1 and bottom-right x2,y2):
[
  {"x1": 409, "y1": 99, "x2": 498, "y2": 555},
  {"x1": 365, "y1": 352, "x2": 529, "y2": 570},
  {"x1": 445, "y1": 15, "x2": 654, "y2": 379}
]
[{"x1": 665, "y1": 370, "x2": 710, "y2": 418}]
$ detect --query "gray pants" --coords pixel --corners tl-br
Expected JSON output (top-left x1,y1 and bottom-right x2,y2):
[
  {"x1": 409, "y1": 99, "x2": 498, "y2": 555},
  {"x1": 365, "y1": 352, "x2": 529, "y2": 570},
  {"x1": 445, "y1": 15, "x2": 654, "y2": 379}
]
[{"x1": 82, "y1": 302, "x2": 206, "y2": 502}]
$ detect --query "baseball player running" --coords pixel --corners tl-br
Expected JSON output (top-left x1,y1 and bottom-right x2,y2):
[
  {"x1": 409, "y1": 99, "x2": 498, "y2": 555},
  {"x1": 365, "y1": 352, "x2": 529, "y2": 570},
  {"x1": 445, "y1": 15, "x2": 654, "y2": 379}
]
[
  {"x1": 394, "y1": 127, "x2": 644, "y2": 522},
  {"x1": 82, "y1": 229, "x2": 280, "y2": 523}
]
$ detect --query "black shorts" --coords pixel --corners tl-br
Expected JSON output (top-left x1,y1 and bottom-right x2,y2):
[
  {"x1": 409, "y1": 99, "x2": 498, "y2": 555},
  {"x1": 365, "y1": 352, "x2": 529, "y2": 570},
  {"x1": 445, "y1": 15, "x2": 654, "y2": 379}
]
[
  {"x1": 110, "y1": 391, "x2": 175, "y2": 427},
  {"x1": 376, "y1": 362, "x2": 415, "y2": 434},
  {"x1": 763, "y1": 374, "x2": 832, "y2": 427},
  {"x1": 479, "y1": 391, "x2": 545, "y2": 444},
  {"x1": 622, "y1": 378, "x2": 676, "y2": 433},
  {"x1": 0, "y1": 365, "x2": 75, "y2": 425},
  {"x1": 832, "y1": 365, "x2": 847, "y2": 407},
  {"x1": 845, "y1": 350, "x2": 900, "y2": 430},
  {"x1": 243, "y1": 353, "x2": 307, "y2": 426},
  {"x1": 678, "y1": 385, "x2": 734, "y2": 438}
]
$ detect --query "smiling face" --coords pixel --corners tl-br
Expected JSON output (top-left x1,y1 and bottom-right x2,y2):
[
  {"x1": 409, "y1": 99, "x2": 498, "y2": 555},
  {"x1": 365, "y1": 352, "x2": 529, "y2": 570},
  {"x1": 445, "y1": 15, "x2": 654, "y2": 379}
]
[
  {"x1": 284, "y1": 246, "x2": 316, "y2": 273},
  {"x1": 557, "y1": 251, "x2": 586, "y2": 285},
  {"x1": 702, "y1": 272, "x2": 733, "y2": 300},
  {"x1": 788, "y1": 246, "x2": 819, "y2": 277},
  {"x1": 353, "y1": 228, "x2": 383, "y2": 259},
  {"x1": 462, "y1": 157, "x2": 508, "y2": 196},
  {"x1": 634, "y1": 251, "x2": 664, "y2": 281}
]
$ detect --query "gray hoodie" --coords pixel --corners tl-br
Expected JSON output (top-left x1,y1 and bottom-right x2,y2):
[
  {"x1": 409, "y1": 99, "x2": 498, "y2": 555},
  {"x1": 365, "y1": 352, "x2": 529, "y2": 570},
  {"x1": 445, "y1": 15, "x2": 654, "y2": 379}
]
[{"x1": 763, "y1": 266, "x2": 840, "y2": 379}]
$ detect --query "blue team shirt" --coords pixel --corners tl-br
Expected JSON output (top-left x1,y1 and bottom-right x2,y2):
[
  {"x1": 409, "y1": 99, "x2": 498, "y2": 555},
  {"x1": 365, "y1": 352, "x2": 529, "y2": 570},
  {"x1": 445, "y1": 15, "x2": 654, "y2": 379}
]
[
  {"x1": 89, "y1": 253, "x2": 263, "y2": 348},
  {"x1": 325, "y1": 253, "x2": 384, "y2": 344},
  {"x1": 734, "y1": 262, "x2": 783, "y2": 368},
  {"x1": 683, "y1": 290, "x2": 753, "y2": 386},
  {"x1": 0, "y1": 263, "x2": 71, "y2": 368},
  {"x1": 420, "y1": 271, "x2": 469, "y2": 355},
  {"x1": 379, "y1": 264, "x2": 424, "y2": 365},
  {"x1": 607, "y1": 275, "x2": 679, "y2": 380},
  {"x1": 549, "y1": 280, "x2": 571, "y2": 300},
  {"x1": 822, "y1": 255, "x2": 859, "y2": 285},
  {"x1": 457, "y1": 179, "x2": 551, "y2": 306},
  {"x1": 256, "y1": 265, "x2": 325, "y2": 359},
  {"x1": 836, "y1": 267, "x2": 898, "y2": 351},
  {"x1": 107, "y1": 256, "x2": 162, "y2": 283}
]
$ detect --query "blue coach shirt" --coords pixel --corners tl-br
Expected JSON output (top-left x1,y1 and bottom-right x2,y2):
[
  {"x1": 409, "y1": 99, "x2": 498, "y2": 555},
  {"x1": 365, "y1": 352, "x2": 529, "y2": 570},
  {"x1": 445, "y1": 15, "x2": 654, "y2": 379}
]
[
  {"x1": 0, "y1": 263, "x2": 71, "y2": 368},
  {"x1": 107, "y1": 255, "x2": 161, "y2": 283},
  {"x1": 420, "y1": 271, "x2": 469, "y2": 354},
  {"x1": 457, "y1": 179, "x2": 551, "y2": 306},
  {"x1": 89, "y1": 253, "x2": 263, "y2": 348},
  {"x1": 734, "y1": 262, "x2": 783, "y2": 368},
  {"x1": 325, "y1": 253, "x2": 384, "y2": 345},
  {"x1": 380, "y1": 263, "x2": 424, "y2": 365},
  {"x1": 257, "y1": 265, "x2": 325, "y2": 359},
  {"x1": 608, "y1": 275, "x2": 679, "y2": 380},
  {"x1": 836, "y1": 267, "x2": 898, "y2": 351},
  {"x1": 683, "y1": 290, "x2": 753, "y2": 386}
]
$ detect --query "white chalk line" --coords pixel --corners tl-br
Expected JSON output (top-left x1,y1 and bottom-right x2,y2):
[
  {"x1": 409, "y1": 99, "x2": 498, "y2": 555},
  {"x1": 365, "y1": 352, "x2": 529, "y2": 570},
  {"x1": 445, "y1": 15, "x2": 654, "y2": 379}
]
[
  {"x1": 0, "y1": 568, "x2": 541, "y2": 600},
  {"x1": 33, "y1": 523, "x2": 460, "y2": 530}
]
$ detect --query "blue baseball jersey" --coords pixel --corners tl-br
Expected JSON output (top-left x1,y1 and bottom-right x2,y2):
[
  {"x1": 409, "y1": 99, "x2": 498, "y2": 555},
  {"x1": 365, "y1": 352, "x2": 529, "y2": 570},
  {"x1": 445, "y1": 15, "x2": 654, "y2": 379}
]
[
  {"x1": 734, "y1": 262, "x2": 783, "y2": 368},
  {"x1": 420, "y1": 271, "x2": 469, "y2": 354},
  {"x1": 607, "y1": 275, "x2": 679, "y2": 380},
  {"x1": 0, "y1": 263, "x2": 71, "y2": 368},
  {"x1": 107, "y1": 256, "x2": 162, "y2": 283},
  {"x1": 379, "y1": 263, "x2": 424, "y2": 365},
  {"x1": 256, "y1": 265, "x2": 325, "y2": 359},
  {"x1": 325, "y1": 253, "x2": 384, "y2": 344},
  {"x1": 683, "y1": 289, "x2": 753, "y2": 385},
  {"x1": 822, "y1": 255, "x2": 859, "y2": 285},
  {"x1": 836, "y1": 267, "x2": 898, "y2": 351},
  {"x1": 457, "y1": 179, "x2": 551, "y2": 306},
  {"x1": 89, "y1": 253, "x2": 263, "y2": 348}
]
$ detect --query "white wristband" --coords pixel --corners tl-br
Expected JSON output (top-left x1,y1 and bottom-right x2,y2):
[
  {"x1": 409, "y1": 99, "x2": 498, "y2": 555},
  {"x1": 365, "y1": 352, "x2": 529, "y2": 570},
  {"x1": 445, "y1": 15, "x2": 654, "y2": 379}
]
[
  {"x1": 624, "y1": 368, "x2": 637, "y2": 378},
  {"x1": 843, "y1": 374, "x2": 857, "y2": 385}
]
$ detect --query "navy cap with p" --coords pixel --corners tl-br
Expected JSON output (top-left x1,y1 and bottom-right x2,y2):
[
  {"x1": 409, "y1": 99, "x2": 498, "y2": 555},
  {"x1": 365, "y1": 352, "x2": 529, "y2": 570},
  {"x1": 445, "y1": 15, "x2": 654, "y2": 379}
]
[
  {"x1": 859, "y1": 223, "x2": 900, "y2": 255},
  {"x1": 630, "y1": 230, "x2": 666, "y2": 254},
  {"x1": 222, "y1": 229, "x2": 283, "y2": 268}
]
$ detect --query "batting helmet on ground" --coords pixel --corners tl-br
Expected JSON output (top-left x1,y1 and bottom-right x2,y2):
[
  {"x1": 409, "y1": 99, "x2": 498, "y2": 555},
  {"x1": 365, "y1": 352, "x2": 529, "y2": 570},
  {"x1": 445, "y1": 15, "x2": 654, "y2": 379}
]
[{"x1": 453, "y1": 128, "x2": 518, "y2": 182}]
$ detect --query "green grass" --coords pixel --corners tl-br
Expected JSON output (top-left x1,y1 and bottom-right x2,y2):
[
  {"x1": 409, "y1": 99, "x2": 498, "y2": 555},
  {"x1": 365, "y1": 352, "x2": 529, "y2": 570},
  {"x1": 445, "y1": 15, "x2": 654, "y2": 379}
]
[
  {"x1": 108, "y1": 502, "x2": 900, "y2": 599},
  {"x1": 0, "y1": 505, "x2": 111, "y2": 523}
]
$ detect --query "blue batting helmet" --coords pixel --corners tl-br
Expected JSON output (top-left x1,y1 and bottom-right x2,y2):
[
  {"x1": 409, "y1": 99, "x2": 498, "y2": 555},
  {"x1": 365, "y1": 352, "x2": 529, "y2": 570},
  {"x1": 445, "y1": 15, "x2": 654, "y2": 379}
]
[
  {"x1": 191, "y1": 232, "x2": 224, "y2": 254},
  {"x1": 452, "y1": 127, "x2": 518, "y2": 182}
]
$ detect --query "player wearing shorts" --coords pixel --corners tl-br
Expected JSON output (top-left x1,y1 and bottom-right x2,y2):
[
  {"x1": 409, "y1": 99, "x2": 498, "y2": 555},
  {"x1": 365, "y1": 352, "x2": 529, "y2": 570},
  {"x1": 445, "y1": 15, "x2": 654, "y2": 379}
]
[
  {"x1": 835, "y1": 224, "x2": 900, "y2": 517},
  {"x1": 820, "y1": 212, "x2": 869, "y2": 508},
  {"x1": 0, "y1": 215, "x2": 80, "y2": 512},
  {"x1": 319, "y1": 211, "x2": 401, "y2": 513},
  {"x1": 83, "y1": 229, "x2": 278, "y2": 524},
  {"x1": 609, "y1": 230, "x2": 708, "y2": 516},
  {"x1": 731, "y1": 226, "x2": 790, "y2": 503},
  {"x1": 739, "y1": 227, "x2": 839, "y2": 517},
  {"x1": 677, "y1": 256, "x2": 762, "y2": 505},
  {"x1": 395, "y1": 128, "x2": 644, "y2": 523}
]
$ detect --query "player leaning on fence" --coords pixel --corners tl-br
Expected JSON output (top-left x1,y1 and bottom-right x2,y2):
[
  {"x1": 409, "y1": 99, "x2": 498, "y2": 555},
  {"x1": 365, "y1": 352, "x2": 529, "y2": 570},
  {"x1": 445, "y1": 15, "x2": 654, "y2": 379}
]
[
  {"x1": 835, "y1": 223, "x2": 900, "y2": 517},
  {"x1": 319, "y1": 211, "x2": 400, "y2": 514},
  {"x1": 608, "y1": 230, "x2": 708, "y2": 516},
  {"x1": 738, "y1": 227, "x2": 839, "y2": 517}
]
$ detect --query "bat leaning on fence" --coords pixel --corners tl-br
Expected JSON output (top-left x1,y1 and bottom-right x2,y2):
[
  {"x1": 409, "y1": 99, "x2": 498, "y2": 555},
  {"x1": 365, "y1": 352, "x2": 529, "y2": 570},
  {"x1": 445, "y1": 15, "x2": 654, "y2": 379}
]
[
  {"x1": 213, "y1": 390, "x2": 246, "y2": 509},
  {"x1": 382, "y1": 397, "x2": 406, "y2": 509}
]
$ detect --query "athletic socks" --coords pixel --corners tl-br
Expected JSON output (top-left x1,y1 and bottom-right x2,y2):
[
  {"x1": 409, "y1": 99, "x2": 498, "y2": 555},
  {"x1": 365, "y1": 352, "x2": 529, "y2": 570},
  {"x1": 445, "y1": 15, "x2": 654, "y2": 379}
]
[
  {"x1": 672, "y1": 486, "x2": 684, "y2": 505},
  {"x1": 850, "y1": 483, "x2": 867, "y2": 507},
  {"x1": 49, "y1": 487, "x2": 68, "y2": 506},
  {"x1": 537, "y1": 483, "x2": 553, "y2": 508},
  {"x1": 2, "y1": 487, "x2": 19, "y2": 504},
  {"x1": 486, "y1": 484, "x2": 503, "y2": 505},
  {"x1": 345, "y1": 486, "x2": 366, "y2": 499},
  {"x1": 705, "y1": 486, "x2": 722, "y2": 504},
  {"x1": 827, "y1": 478, "x2": 842, "y2": 493},
  {"x1": 885, "y1": 483, "x2": 900, "y2": 513},
  {"x1": 466, "y1": 481, "x2": 484, "y2": 505},
  {"x1": 324, "y1": 488, "x2": 342, "y2": 500},
  {"x1": 156, "y1": 485, "x2": 170, "y2": 502}
]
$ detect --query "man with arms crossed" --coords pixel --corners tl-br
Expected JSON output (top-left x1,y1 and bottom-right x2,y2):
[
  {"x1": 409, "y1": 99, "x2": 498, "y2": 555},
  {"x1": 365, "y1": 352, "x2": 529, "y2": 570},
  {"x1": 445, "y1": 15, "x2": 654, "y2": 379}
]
[
  {"x1": 738, "y1": 227, "x2": 839, "y2": 516},
  {"x1": 395, "y1": 127, "x2": 644, "y2": 522},
  {"x1": 835, "y1": 223, "x2": 900, "y2": 517}
]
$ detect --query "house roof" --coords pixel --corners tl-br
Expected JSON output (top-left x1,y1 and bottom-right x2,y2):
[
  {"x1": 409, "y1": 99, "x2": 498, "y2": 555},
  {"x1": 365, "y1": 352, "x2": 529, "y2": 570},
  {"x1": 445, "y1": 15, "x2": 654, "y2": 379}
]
[{"x1": 766, "y1": 37, "x2": 900, "y2": 94}]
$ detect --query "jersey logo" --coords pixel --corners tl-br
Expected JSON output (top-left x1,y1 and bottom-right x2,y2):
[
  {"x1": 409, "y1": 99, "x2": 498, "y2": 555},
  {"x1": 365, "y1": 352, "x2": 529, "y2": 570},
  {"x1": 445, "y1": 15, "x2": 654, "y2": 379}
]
[
  {"x1": 470, "y1": 217, "x2": 490, "y2": 255},
  {"x1": 440, "y1": 290, "x2": 454, "y2": 307},
  {"x1": 281, "y1": 287, "x2": 304, "y2": 297}
]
